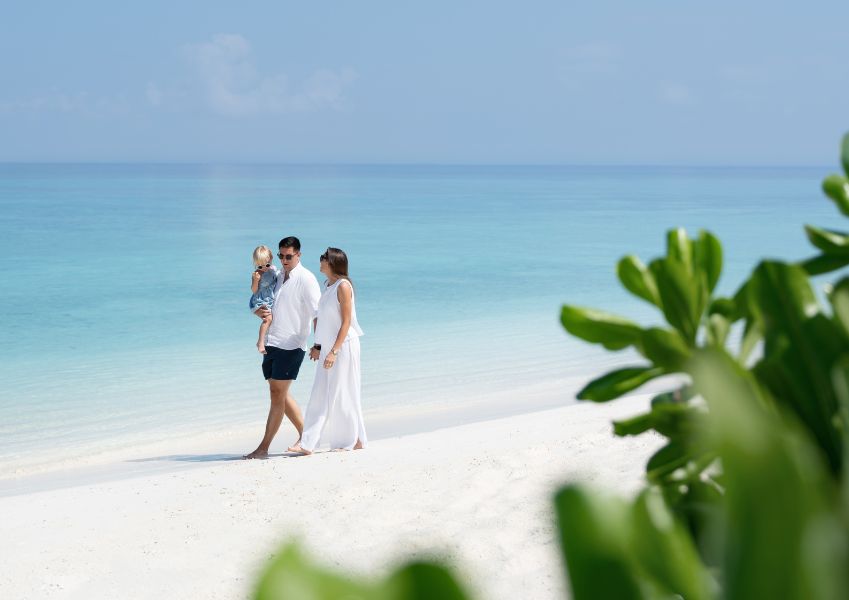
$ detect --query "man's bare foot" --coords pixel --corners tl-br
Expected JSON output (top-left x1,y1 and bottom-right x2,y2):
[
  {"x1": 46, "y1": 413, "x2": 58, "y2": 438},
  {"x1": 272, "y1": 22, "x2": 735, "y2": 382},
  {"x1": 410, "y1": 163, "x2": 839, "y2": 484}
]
[
  {"x1": 257, "y1": 342, "x2": 267, "y2": 354},
  {"x1": 287, "y1": 444, "x2": 312, "y2": 455},
  {"x1": 243, "y1": 449, "x2": 269, "y2": 459},
  {"x1": 354, "y1": 440, "x2": 364, "y2": 450}
]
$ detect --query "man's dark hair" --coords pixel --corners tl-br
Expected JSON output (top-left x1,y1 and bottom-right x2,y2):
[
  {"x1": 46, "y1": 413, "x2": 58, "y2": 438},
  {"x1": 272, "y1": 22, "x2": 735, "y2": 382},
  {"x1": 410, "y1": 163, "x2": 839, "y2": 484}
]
[{"x1": 278, "y1": 236, "x2": 301, "y2": 251}]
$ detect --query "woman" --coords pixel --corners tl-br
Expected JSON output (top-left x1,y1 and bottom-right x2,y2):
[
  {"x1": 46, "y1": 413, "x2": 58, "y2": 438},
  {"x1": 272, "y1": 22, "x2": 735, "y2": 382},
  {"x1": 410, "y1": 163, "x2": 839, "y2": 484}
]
[{"x1": 289, "y1": 248, "x2": 367, "y2": 454}]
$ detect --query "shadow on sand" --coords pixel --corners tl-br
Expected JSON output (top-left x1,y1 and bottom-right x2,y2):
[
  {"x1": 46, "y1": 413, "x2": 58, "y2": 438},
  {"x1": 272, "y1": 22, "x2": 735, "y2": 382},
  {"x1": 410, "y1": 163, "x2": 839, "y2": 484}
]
[{"x1": 127, "y1": 452, "x2": 304, "y2": 463}]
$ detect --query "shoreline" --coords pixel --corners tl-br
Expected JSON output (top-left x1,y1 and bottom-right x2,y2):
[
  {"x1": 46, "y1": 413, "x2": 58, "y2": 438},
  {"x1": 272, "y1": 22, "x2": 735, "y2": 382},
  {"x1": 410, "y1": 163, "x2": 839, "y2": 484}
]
[
  {"x1": 1, "y1": 372, "x2": 679, "y2": 497},
  {"x1": 0, "y1": 375, "x2": 594, "y2": 496},
  {"x1": 0, "y1": 393, "x2": 662, "y2": 600}
]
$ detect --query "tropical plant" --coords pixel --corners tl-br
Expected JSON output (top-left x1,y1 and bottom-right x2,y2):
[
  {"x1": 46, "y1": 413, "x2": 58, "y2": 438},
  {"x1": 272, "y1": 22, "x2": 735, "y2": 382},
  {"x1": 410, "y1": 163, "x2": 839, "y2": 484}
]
[
  {"x1": 560, "y1": 134, "x2": 849, "y2": 550},
  {"x1": 255, "y1": 545, "x2": 473, "y2": 600}
]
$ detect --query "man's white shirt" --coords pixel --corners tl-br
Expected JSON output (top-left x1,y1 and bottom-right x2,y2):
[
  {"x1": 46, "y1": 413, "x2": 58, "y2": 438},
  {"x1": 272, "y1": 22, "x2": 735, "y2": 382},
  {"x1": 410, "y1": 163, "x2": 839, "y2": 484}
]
[{"x1": 265, "y1": 262, "x2": 321, "y2": 351}]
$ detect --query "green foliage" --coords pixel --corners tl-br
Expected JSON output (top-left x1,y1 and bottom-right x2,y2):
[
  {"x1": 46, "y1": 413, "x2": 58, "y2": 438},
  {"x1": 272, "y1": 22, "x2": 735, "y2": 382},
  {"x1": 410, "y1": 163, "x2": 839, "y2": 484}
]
[
  {"x1": 690, "y1": 349, "x2": 849, "y2": 600},
  {"x1": 561, "y1": 135, "x2": 849, "y2": 530},
  {"x1": 555, "y1": 132, "x2": 849, "y2": 599},
  {"x1": 555, "y1": 486, "x2": 715, "y2": 600},
  {"x1": 557, "y1": 347, "x2": 849, "y2": 600},
  {"x1": 560, "y1": 306, "x2": 642, "y2": 351},
  {"x1": 255, "y1": 544, "x2": 378, "y2": 600},
  {"x1": 802, "y1": 133, "x2": 849, "y2": 273},
  {"x1": 254, "y1": 544, "x2": 472, "y2": 600}
]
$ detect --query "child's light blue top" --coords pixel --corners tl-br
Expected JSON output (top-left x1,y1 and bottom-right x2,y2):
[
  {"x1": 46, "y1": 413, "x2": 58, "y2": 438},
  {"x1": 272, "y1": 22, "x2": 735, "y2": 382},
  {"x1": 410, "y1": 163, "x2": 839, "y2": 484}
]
[{"x1": 249, "y1": 266, "x2": 279, "y2": 311}]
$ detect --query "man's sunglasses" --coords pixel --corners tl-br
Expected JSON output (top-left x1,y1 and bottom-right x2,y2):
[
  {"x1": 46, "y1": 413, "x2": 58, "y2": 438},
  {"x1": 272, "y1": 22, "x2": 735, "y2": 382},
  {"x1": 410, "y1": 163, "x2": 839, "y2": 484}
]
[{"x1": 277, "y1": 252, "x2": 296, "y2": 260}]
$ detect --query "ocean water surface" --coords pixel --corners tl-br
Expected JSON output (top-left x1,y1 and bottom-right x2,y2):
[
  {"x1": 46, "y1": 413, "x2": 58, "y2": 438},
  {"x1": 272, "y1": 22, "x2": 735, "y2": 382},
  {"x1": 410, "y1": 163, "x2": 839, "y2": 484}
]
[{"x1": 0, "y1": 163, "x2": 837, "y2": 477}]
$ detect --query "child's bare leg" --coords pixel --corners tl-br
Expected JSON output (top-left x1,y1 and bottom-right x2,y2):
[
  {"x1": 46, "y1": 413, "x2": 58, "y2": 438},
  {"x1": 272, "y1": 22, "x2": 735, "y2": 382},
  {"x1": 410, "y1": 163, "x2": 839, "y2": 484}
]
[{"x1": 257, "y1": 314, "x2": 272, "y2": 354}]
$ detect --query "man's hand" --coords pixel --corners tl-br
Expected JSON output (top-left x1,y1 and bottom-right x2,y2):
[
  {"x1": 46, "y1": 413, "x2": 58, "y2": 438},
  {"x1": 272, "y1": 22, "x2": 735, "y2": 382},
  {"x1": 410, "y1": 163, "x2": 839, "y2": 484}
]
[
  {"x1": 309, "y1": 347, "x2": 320, "y2": 361},
  {"x1": 254, "y1": 307, "x2": 271, "y2": 320}
]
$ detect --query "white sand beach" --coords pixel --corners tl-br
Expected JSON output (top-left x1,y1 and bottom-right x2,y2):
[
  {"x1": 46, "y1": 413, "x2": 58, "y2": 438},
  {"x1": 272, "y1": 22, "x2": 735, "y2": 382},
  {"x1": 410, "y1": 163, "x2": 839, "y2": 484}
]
[{"x1": 0, "y1": 395, "x2": 662, "y2": 600}]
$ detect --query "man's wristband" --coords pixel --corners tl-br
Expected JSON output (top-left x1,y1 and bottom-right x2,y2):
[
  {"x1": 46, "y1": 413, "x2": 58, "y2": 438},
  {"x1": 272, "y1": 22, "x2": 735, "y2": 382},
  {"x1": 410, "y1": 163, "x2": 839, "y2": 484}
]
[{"x1": 312, "y1": 344, "x2": 321, "y2": 351}]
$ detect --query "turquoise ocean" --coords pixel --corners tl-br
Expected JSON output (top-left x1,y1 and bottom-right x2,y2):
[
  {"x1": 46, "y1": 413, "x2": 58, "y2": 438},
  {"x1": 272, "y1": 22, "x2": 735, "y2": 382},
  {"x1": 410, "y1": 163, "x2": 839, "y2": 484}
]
[{"x1": 0, "y1": 164, "x2": 837, "y2": 478}]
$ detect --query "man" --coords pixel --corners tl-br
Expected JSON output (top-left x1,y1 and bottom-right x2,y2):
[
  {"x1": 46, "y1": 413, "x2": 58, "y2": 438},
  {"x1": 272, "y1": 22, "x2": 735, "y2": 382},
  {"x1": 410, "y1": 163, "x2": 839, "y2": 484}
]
[{"x1": 244, "y1": 236, "x2": 321, "y2": 459}]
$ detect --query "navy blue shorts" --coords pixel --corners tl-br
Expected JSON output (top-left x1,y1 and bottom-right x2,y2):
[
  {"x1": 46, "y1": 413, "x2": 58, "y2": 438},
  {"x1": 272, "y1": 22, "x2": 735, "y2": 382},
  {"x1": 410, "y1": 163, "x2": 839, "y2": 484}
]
[{"x1": 261, "y1": 347, "x2": 306, "y2": 381}]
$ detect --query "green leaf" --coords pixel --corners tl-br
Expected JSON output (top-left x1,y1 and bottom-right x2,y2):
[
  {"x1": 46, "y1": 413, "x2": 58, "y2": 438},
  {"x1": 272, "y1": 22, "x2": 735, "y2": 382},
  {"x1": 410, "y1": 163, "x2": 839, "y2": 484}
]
[
  {"x1": 800, "y1": 253, "x2": 849, "y2": 276},
  {"x1": 739, "y1": 317, "x2": 763, "y2": 363},
  {"x1": 638, "y1": 327, "x2": 692, "y2": 371},
  {"x1": 747, "y1": 261, "x2": 846, "y2": 471},
  {"x1": 629, "y1": 489, "x2": 714, "y2": 600},
  {"x1": 747, "y1": 261, "x2": 820, "y2": 327},
  {"x1": 612, "y1": 411, "x2": 655, "y2": 437},
  {"x1": 255, "y1": 544, "x2": 379, "y2": 600},
  {"x1": 383, "y1": 562, "x2": 472, "y2": 600},
  {"x1": 614, "y1": 402, "x2": 707, "y2": 439},
  {"x1": 732, "y1": 280, "x2": 752, "y2": 321},
  {"x1": 578, "y1": 366, "x2": 664, "y2": 402},
  {"x1": 666, "y1": 228, "x2": 694, "y2": 272},
  {"x1": 831, "y1": 358, "x2": 849, "y2": 486},
  {"x1": 830, "y1": 277, "x2": 849, "y2": 337},
  {"x1": 554, "y1": 486, "x2": 644, "y2": 600},
  {"x1": 707, "y1": 314, "x2": 730, "y2": 347},
  {"x1": 804, "y1": 224, "x2": 849, "y2": 255},
  {"x1": 649, "y1": 259, "x2": 706, "y2": 344},
  {"x1": 842, "y1": 131, "x2": 849, "y2": 178},
  {"x1": 822, "y1": 174, "x2": 849, "y2": 217},
  {"x1": 708, "y1": 297, "x2": 737, "y2": 319},
  {"x1": 832, "y1": 358, "x2": 849, "y2": 444},
  {"x1": 690, "y1": 348, "x2": 846, "y2": 600},
  {"x1": 753, "y1": 314, "x2": 845, "y2": 473},
  {"x1": 646, "y1": 441, "x2": 689, "y2": 481},
  {"x1": 693, "y1": 230, "x2": 723, "y2": 293},
  {"x1": 650, "y1": 386, "x2": 694, "y2": 406},
  {"x1": 561, "y1": 305, "x2": 643, "y2": 351},
  {"x1": 617, "y1": 255, "x2": 661, "y2": 307}
]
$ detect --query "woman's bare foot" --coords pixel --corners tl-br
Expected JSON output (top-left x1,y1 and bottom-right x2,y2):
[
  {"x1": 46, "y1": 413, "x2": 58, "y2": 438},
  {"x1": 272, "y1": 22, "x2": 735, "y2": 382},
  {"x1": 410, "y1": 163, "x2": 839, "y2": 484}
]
[
  {"x1": 287, "y1": 444, "x2": 312, "y2": 455},
  {"x1": 243, "y1": 448, "x2": 269, "y2": 460},
  {"x1": 353, "y1": 440, "x2": 364, "y2": 450}
]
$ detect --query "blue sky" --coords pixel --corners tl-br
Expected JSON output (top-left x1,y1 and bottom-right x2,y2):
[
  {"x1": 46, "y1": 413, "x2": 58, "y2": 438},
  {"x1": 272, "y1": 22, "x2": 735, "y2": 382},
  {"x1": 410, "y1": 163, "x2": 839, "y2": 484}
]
[{"x1": 1, "y1": 1, "x2": 847, "y2": 164}]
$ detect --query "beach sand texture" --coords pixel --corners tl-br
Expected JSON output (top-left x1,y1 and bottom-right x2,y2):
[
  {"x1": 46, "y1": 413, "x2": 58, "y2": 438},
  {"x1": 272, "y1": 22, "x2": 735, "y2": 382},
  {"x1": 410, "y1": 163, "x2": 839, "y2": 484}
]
[{"x1": 0, "y1": 395, "x2": 661, "y2": 600}]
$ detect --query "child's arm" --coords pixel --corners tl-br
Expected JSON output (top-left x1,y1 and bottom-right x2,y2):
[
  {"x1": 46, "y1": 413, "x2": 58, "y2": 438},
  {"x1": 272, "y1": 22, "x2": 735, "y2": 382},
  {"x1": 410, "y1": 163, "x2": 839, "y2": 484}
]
[{"x1": 251, "y1": 270, "x2": 261, "y2": 294}]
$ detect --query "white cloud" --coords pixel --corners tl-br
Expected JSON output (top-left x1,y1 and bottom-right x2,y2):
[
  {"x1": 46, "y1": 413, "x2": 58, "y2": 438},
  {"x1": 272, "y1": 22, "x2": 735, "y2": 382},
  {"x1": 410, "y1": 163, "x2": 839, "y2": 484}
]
[
  {"x1": 1, "y1": 34, "x2": 355, "y2": 119},
  {"x1": 179, "y1": 34, "x2": 357, "y2": 117}
]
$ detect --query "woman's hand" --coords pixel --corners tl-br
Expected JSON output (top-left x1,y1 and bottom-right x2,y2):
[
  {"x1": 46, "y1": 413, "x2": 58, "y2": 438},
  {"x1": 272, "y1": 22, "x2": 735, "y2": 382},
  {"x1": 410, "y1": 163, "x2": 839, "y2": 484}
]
[{"x1": 323, "y1": 352, "x2": 336, "y2": 369}]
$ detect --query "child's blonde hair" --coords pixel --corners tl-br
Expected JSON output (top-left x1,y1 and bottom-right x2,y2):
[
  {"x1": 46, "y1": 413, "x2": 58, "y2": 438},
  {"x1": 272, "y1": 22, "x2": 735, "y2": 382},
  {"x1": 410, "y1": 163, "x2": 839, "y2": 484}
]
[{"x1": 252, "y1": 245, "x2": 273, "y2": 265}]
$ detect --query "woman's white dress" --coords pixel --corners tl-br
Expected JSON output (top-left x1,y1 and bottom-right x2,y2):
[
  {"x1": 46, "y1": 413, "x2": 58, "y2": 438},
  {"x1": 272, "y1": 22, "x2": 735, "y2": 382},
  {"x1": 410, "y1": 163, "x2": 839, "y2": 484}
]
[{"x1": 300, "y1": 279, "x2": 367, "y2": 451}]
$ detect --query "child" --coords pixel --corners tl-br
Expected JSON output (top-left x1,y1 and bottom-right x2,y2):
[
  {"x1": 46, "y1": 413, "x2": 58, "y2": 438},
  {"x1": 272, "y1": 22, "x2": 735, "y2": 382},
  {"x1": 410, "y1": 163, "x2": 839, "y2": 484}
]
[{"x1": 249, "y1": 245, "x2": 279, "y2": 354}]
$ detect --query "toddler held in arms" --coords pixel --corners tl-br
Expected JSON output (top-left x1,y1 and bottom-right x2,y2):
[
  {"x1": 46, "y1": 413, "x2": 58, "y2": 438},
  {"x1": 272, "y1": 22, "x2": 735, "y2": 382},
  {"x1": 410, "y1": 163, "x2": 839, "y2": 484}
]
[{"x1": 249, "y1": 245, "x2": 278, "y2": 354}]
